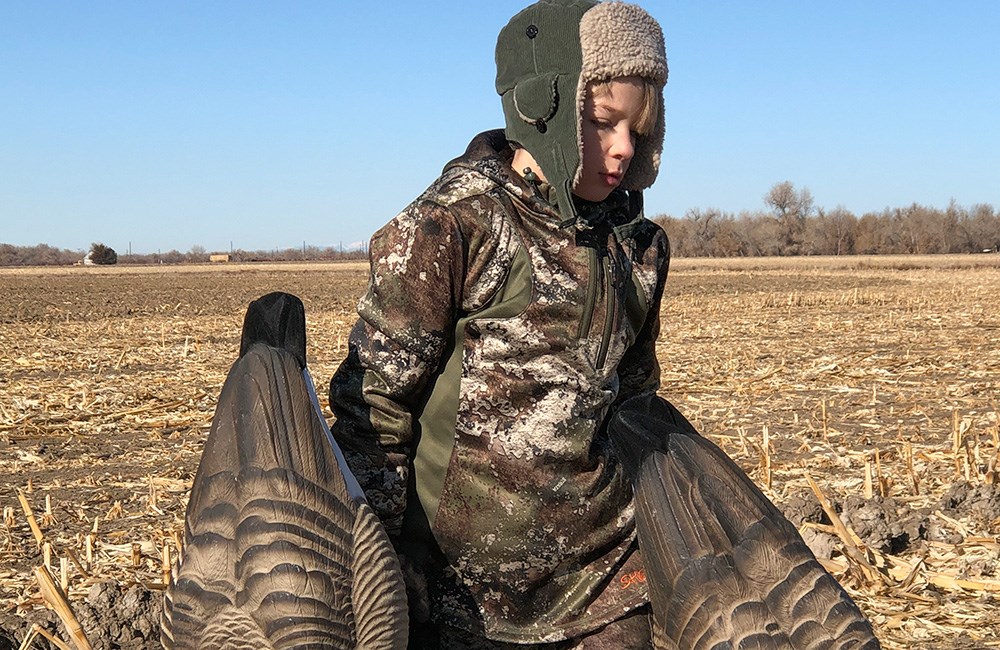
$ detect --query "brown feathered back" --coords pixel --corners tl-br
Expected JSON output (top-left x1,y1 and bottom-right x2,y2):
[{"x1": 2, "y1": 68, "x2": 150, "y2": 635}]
[
  {"x1": 161, "y1": 293, "x2": 408, "y2": 649},
  {"x1": 609, "y1": 394, "x2": 881, "y2": 649}
]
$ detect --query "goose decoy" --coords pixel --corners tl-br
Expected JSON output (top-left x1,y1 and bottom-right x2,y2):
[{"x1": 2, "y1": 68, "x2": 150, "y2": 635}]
[
  {"x1": 608, "y1": 394, "x2": 881, "y2": 650},
  {"x1": 161, "y1": 292, "x2": 408, "y2": 649}
]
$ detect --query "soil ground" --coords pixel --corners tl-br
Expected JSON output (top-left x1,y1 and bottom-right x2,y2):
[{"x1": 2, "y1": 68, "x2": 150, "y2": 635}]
[{"x1": 2, "y1": 256, "x2": 999, "y2": 649}]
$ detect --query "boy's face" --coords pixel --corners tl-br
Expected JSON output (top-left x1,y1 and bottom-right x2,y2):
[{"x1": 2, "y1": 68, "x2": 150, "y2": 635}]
[{"x1": 574, "y1": 77, "x2": 646, "y2": 203}]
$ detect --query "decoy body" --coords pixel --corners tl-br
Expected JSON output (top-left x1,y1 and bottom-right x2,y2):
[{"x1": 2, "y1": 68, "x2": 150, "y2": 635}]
[
  {"x1": 161, "y1": 292, "x2": 408, "y2": 649},
  {"x1": 162, "y1": 292, "x2": 878, "y2": 649},
  {"x1": 608, "y1": 395, "x2": 881, "y2": 649}
]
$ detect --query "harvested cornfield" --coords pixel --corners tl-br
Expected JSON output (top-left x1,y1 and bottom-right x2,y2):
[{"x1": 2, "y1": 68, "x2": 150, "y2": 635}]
[{"x1": 2, "y1": 255, "x2": 999, "y2": 648}]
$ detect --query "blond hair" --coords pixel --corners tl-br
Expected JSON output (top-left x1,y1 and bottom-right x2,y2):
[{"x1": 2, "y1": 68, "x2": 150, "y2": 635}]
[{"x1": 589, "y1": 77, "x2": 660, "y2": 137}]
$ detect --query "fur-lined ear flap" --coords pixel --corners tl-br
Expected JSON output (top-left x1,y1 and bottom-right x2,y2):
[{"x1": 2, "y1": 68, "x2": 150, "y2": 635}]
[{"x1": 511, "y1": 73, "x2": 560, "y2": 126}]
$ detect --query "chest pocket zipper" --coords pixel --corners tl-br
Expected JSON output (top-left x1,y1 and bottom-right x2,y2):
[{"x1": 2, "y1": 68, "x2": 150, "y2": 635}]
[
  {"x1": 578, "y1": 247, "x2": 600, "y2": 342},
  {"x1": 578, "y1": 246, "x2": 621, "y2": 371},
  {"x1": 596, "y1": 252, "x2": 619, "y2": 370}
]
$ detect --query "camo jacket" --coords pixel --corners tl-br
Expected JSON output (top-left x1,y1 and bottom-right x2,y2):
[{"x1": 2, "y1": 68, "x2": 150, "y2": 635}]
[{"x1": 329, "y1": 130, "x2": 670, "y2": 643}]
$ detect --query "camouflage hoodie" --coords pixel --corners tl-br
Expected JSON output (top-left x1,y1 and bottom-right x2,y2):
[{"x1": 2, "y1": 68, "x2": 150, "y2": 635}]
[{"x1": 329, "y1": 129, "x2": 670, "y2": 643}]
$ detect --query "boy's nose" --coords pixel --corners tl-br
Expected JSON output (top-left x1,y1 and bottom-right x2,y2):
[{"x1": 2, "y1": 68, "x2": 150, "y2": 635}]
[{"x1": 611, "y1": 130, "x2": 635, "y2": 161}]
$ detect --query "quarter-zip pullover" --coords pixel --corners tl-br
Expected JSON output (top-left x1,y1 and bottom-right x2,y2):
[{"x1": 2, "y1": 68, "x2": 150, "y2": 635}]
[{"x1": 329, "y1": 130, "x2": 670, "y2": 643}]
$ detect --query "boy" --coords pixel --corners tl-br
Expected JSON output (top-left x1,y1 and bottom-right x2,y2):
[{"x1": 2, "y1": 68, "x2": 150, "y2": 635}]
[{"x1": 330, "y1": 1, "x2": 668, "y2": 646}]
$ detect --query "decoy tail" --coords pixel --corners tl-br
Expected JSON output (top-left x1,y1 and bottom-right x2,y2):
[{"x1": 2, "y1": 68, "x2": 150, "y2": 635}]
[
  {"x1": 608, "y1": 394, "x2": 880, "y2": 650},
  {"x1": 162, "y1": 292, "x2": 407, "y2": 649}
]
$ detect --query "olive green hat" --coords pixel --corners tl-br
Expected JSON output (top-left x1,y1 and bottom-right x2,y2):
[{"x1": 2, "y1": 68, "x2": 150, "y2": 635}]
[{"x1": 495, "y1": 0, "x2": 667, "y2": 221}]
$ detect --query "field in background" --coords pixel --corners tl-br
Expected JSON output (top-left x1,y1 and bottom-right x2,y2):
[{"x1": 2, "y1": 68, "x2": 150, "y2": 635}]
[{"x1": 2, "y1": 255, "x2": 999, "y2": 648}]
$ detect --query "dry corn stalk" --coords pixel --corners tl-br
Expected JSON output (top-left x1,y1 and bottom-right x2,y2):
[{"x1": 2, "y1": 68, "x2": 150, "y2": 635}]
[
  {"x1": 761, "y1": 425, "x2": 772, "y2": 490},
  {"x1": 42, "y1": 494, "x2": 56, "y2": 527},
  {"x1": 16, "y1": 490, "x2": 44, "y2": 547},
  {"x1": 33, "y1": 566, "x2": 92, "y2": 650},
  {"x1": 17, "y1": 624, "x2": 74, "y2": 650},
  {"x1": 875, "y1": 448, "x2": 888, "y2": 497},
  {"x1": 161, "y1": 543, "x2": 171, "y2": 587},
  {"x1": 806, "y1": 474, "x2": 885, "y2": 587}
]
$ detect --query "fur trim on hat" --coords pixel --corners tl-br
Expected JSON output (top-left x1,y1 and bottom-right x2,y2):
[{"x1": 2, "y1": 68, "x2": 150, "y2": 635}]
[{"x1": 576, "y1": 1, "x2": 667, "y2": 191}]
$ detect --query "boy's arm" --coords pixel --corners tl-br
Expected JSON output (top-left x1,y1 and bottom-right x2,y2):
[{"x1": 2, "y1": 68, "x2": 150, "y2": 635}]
[{"x1": 329, "y1": 200, "x2": 465, "y2": 535}]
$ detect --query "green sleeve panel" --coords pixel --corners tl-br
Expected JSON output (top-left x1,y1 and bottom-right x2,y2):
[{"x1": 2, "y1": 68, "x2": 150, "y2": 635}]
[{"x1": 415, "y1": 243, "x2": 533, "y2": 527}]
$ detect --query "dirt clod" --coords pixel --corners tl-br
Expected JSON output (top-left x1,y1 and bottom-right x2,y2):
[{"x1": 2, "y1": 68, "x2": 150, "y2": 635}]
[
  {"x1": 0, "y1": 583, "x2": 161, "y2": 650},
  {"x1": 938, "y1": 481, "x2": 1000, "y2": 526},
  {"x1": 76, "y1": 582, "x2": 162, "y2": 649},
  {"x1": 841, "y1": 495, "x2": 911, "y2": 555}
]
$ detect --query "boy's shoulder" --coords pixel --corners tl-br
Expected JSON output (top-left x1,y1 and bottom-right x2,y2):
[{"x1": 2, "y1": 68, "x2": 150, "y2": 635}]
[
  {"x1": 421, "y1": 163, "x2": 505, "y2": 210},
  {"x1": 413, "y1": 130, "x2": 526, "y2": 213}
]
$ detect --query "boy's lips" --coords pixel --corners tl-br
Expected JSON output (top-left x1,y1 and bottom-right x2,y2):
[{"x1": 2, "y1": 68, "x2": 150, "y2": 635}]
[{"x1": 601, "y1": 171, "x2": 623, "y2": 186}]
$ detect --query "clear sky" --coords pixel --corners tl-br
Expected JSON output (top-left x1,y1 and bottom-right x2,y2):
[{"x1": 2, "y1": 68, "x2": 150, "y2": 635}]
[{"x1": 2, "y1": 1, "x2": 998, "y2": 254}]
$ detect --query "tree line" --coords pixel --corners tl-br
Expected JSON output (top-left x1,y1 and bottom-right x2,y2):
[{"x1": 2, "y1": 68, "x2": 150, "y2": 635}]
[
  {"x1": 653, "y1": 182, "x2": 999, "y2": 257},
  {"x1": 0, "y1": 242, "x2": 367, "y2": 267}
]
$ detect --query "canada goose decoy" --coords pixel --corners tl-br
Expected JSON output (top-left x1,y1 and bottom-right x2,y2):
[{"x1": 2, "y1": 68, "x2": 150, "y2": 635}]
[
  {"x1": 608, "y1": 394, "x2": 881, "y2": 650},
  {"x1": 161, "y1": 292, "x2": 408, "y2": 649}
]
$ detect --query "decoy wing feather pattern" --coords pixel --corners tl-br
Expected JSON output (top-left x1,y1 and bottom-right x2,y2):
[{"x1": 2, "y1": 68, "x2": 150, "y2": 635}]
[
  {"x1": 162, "y1": 292, "x2": 407, "y2": 649},
  {"x1": 609, "y1": 394, "x2": 880, "y2": 650}
]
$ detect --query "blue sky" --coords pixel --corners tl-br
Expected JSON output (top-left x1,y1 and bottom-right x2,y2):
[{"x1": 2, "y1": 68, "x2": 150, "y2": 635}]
[{"x1": 2, "y1": 1, "x2": 998, "y2": 254}]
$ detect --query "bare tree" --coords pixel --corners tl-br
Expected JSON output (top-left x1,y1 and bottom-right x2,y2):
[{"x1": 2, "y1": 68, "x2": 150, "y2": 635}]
[
  {"x1": 805, "y1": 207, "x2": 857, "y2": 255},
  {"x1": 966, "y1": 203, "x2": 1000, "y2": 252},
  {"x1": 651, "y1": 214, "x2": 690, "y2": 255},
  {"x1": 0, "y1": 243, "x2": 81, "y2": 266},
  {"x1": 764, "y1": 181, "x2": 814, "y2": 255}
]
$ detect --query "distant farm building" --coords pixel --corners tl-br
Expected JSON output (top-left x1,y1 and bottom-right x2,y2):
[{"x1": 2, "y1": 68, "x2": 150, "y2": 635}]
[{"x1": 210, "y1": 254, "x2": 231, "y2": 263}]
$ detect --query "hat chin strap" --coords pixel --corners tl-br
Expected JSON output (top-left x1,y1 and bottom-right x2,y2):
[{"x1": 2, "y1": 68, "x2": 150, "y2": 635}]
[{"x1": 544, "y1": 142, "x2": 581, "y2": 227}]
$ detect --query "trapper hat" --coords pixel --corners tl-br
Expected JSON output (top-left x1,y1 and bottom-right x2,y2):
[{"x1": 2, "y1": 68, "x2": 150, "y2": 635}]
[{"x1": 496, "y1": 0, "x2": 667, "y2": 222}]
